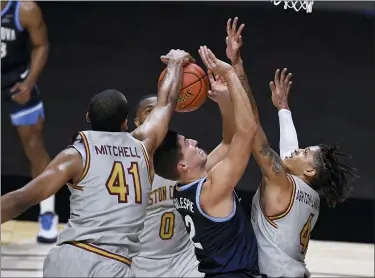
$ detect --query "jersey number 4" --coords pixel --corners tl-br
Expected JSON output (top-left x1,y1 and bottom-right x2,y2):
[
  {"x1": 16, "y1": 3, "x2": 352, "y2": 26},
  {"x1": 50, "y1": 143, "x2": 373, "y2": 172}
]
[
  {"x1": 106, "y1": 161, "x2": 142, "y2": 203},
  {"x1": 300, "y1": 213, "x2": 314, "y2": 255}
]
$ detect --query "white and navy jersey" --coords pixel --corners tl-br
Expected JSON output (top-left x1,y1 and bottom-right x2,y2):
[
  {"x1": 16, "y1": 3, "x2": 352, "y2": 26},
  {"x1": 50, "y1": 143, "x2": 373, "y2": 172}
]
[
  {"x1": 251, "y1": 174, "x2": 320, "y2": 277},
  {"x1": 57, "y1": 131, "x2": 152, "y2": 262},
  {"x1": 174, "y1": 177, "x2": 259, "y2": 275},
  {"x1": 1, "y1": 1, "x2": 30, "y2": 87},
  {"x1": 137, "y1": 174, "x2": 194, "y2": 259}
]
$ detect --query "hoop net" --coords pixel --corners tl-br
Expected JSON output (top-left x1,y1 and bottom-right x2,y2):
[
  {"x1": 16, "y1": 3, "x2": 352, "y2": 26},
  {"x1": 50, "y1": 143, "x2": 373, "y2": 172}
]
[{"x1": 271, "y1": 0, "x2": 314, "y2": 13}]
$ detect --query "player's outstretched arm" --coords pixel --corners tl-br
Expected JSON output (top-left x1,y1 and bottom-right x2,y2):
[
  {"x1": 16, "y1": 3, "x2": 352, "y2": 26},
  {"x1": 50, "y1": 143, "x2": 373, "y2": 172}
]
[
  {"x1": 226, "y1": 17, "x2": 290, "y2": 189},
  {"x1": 205, "y1": 71, "x2": 235, "y2": 172},
  {"x1": 198, "y1": 46, "x2": 257, "y2": 207},
  {"x1": 1, "y1": 148, "x2": 83, "y2": 224},
  {"x1": 270, "y1": 70, "x2": 299, "y2": 158},
  {"x1": 132, "y1": 50, "x2": 194, "y2": 157}
]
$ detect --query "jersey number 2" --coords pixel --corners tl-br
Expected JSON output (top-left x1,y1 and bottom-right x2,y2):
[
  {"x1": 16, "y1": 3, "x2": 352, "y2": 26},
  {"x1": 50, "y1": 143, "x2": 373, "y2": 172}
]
[
  {"x1": 184, "y1": 215, "x2": 203, "y2": 249},
  {"x1": 1, "y1": 42, "x2": 7, "y2": 59},
  {"x1": 300, "y1": 213, "x2": 314, "y2": 254},
  {"x1": 106, "y1": 161, "x2": 142, "y2": 203}
]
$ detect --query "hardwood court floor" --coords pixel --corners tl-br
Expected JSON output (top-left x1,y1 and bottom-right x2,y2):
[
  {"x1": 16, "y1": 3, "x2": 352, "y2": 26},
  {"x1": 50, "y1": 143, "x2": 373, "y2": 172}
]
[{"x1": 1, "y1": 221, "x2": 374, "y2": 277}]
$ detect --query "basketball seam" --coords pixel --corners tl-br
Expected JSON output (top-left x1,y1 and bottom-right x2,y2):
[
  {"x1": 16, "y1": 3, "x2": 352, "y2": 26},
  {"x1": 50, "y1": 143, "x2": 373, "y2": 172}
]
[
  {"x1": 178, "y1": 78, "x2": 202, "y2": 110},
  {"x1": 180, "y1": 75, "x2": 207, "y2": 91},
  {"x1": 178, "y1": 76, "x2": 208, "y2": 112},
  {"x1": 185, "y1": 76, "x2": 208, "y2": 111}
]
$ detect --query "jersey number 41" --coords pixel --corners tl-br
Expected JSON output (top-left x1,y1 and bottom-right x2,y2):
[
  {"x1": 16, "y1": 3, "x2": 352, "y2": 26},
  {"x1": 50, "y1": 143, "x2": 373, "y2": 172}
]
[{"x1": 106, "y1": 161, "x2": 142, "y2": 203}]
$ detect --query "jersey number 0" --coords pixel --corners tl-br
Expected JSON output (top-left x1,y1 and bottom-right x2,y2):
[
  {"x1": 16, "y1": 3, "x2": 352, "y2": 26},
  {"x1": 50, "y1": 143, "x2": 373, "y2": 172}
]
[
  {"x1": 106, "y1": 161, "x2": 142, "y2": 203},
  {"x1": 159, "y1": 212, "x2": 175, "y2": 240}
]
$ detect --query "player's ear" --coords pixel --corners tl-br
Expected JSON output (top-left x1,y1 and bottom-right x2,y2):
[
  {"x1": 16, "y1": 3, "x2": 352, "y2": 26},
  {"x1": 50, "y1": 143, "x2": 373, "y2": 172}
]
[
  {"x1": 122, "y1": 119, "x2": 128, "y2": 131},
  {"x1": 85, "y1": 112, "x2": 90, "y2": 123},
  {"x1": 177, "y1": 161, "x2": 187, "y2": 173},
  {"x1": 303, "y1": 167, "x2": 316, "y2": 178},
  {"x1": 134, "y1": 117, "x2": 140, "y2": 127}
]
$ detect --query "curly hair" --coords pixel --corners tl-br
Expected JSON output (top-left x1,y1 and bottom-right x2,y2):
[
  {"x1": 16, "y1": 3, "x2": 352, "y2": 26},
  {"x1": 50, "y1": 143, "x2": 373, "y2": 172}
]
[{"x1": 311, "y1": 144, "x2": 358, "y2": 207}]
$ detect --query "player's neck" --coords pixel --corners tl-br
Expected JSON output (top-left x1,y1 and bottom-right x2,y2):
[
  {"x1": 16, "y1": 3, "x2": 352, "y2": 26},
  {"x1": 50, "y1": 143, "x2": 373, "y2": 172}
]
[{"x1": 180, "y1": 168, "x2": 207, "y2": 185}]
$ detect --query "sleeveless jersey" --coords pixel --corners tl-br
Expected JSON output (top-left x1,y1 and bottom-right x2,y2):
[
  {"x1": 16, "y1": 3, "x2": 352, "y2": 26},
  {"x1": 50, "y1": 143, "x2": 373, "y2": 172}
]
[
  {"x1": 137, "y1": 174, "x2": 194, "y2": 259},
  {"x1": 57, "y1": 131, "x2": 152, "y2": 259},
  {"x1": 174, "y1": 177, "x2": 259, "y2": 275},
  {"x1": 1, "y1": 1, "x2": 30, "y2": 86},
  {"x1": 251, "y1": 174, "x2": 320, "y2": 277}
]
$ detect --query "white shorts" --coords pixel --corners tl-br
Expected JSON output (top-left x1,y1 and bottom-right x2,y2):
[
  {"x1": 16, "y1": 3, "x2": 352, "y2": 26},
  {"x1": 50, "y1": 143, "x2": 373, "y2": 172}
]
[{"x1": 132, "y1": 247, "x2": 203, "y2": 277}]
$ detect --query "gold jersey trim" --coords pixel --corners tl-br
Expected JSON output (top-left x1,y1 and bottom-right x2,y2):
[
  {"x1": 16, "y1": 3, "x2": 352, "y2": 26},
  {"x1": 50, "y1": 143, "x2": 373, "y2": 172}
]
[{"x1": 67, "y1": 241, "x2": 131, "y2": 266}]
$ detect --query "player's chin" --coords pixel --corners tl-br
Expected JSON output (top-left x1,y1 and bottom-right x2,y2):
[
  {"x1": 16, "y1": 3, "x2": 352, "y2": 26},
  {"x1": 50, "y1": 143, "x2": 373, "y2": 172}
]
[{"x1": 282, "y1": 159, "x2": 293, "y2": 173}]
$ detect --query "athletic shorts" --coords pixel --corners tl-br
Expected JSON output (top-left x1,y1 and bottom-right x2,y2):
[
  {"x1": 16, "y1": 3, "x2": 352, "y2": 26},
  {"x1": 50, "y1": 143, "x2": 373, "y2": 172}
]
[
  {"x1": 43, "y1": 243, "x2": 134, "y2": 277},
  {"x1": 2, "y1": 67, "x2": 45, "y2": 126},
  {"x1": 132, "y1": 246, "x2": 203, "y2": 277}
]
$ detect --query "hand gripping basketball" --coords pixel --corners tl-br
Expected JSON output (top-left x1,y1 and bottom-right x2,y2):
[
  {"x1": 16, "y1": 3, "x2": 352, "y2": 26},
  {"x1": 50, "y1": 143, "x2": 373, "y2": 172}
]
[
  {"x1": 158, "y1": 49, "x2": 208, "y2": 112},
  {"x1": 198, "y1": 46, "x2": 232, "y2": 75},
  {"x1": 160, "y1": 49, "x2": 195, "y2": 66}
]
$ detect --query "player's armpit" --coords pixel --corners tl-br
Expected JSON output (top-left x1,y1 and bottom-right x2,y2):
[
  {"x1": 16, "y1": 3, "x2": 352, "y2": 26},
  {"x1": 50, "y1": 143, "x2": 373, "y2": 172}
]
[
  {"x1": 1, "y1": 148, "x2": 83, "y2": 224},
  {"x1": 253, "y1": 125, "x2": 290, "y2": 188},
  {"x1": 201, "y1": 132, "x2": 255, "y2": 212}
]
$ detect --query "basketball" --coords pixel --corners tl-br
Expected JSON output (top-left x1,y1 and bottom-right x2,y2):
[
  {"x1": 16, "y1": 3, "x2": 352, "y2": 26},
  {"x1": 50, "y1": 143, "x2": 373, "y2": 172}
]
[{"x1": 158, "y1": 63, "x2": 209, "y2": 112}]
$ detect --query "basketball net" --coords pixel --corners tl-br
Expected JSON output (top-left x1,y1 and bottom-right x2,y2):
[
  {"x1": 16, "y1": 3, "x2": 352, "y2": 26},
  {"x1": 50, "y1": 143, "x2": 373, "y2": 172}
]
[{"x1": 271, "y1": 0, "x2": 314, "y2": 13}]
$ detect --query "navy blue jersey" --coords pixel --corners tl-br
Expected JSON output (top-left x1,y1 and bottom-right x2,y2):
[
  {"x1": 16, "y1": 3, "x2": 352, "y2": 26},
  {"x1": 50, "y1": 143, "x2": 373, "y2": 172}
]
[{"x1": 174, "y1": 177, "x2": 259, "y2": 275}]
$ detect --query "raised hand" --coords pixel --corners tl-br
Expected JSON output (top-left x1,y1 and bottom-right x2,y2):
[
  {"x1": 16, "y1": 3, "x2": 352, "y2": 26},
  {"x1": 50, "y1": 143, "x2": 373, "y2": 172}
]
[
  {"x1": 226, "y1": 17, "x2": 245, "y2": 63},
  {"x1": 198, "y1": 46, "x2": 233, "y2": 75},
  {"x1": 207, "y1": 70, "x2": 229, "y2": 104},
  {"x1": 160, "y1": 49, "x2": 195, "y2": 66},
  {"x1": 270, "y1": 68, "x2": 292, "y2": 110}
]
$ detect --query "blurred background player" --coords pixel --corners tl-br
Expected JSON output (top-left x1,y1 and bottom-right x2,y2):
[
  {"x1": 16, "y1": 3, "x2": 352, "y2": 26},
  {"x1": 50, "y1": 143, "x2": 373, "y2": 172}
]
[
  {"x1": 223, "y1": 17, "x2": 357, "y2": 277},
  {"x1": 154, "y1": 46, "x2": 260, "y2": 277},
  {"x1": 1, "y1": 0, "x2": 56, "y2": 243},
  {"x1": 132, "y1": 95, "x2": 202, "y2": 277},
  {"x1": 1, "y1": 49, "x2": 194, "y2": 277}
]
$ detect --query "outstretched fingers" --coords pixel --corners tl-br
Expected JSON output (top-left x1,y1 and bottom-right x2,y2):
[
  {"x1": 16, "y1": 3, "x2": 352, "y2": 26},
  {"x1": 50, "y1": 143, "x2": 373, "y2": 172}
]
[
  {"x1": 280, "y1": 68, "x2": 287, "y2": 86},
  {"x1": 199, "y1": 46, "x2": 216, "y2": 70},
  {"x1": 274, "y1": 69, "x2": 280, "y2": 88},
  {"x1": 269, "y1": 81, "x2": 276, "y2": 92},
  {"x1": 231, "y1": 17, "x2": 238, "y2": 35},
  {"x1": 226, "y1": 18, "x2": 232, "y2": 36},
  {"x1": 198, "y1": 46, "x2": 210, "y2": 69},
  {"x1": 236, "y1": 23, "x2": 245, "y2": 37}
]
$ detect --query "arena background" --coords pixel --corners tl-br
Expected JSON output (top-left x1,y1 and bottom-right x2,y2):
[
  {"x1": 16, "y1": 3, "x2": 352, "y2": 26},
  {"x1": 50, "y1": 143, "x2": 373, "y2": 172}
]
[{"x1": 1, "y1": 2, "x2": 374, "y2": 243}]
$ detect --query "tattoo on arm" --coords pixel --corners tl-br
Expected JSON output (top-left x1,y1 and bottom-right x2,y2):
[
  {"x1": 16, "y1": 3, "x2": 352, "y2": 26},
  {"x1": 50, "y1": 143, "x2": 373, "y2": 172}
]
[
  {"x1": 238, "y1": 74, "x2": 258, "y2": 116},
  {"x1": 259, "y1": 140, "x2": 284, "y2": 175}
]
